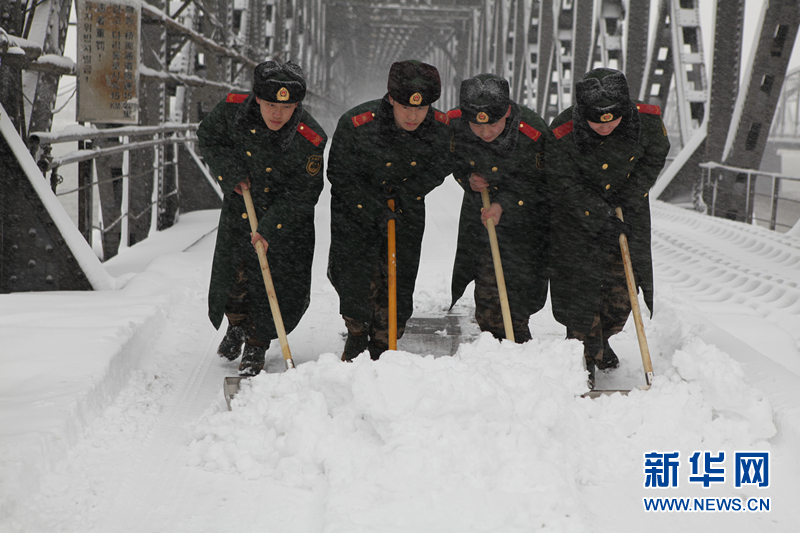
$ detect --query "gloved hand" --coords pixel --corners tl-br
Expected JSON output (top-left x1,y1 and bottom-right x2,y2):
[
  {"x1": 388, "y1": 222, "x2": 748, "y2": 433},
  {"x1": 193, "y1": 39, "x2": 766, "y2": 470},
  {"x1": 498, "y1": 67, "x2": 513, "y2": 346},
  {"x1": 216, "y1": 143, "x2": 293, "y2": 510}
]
[{"x1": 603, "y1": 216, "x2": 632, "y2": 248}]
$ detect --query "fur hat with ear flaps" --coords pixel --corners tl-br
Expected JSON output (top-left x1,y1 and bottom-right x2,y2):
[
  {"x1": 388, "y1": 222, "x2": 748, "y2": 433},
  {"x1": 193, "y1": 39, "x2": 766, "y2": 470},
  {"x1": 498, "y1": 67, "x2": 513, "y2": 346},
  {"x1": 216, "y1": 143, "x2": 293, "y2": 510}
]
[
  {"x1": 252, "y1": 60, "x2": 307, "y2": 103},
  {"x1": 572, "y1": 68, "x2": 640, "y2": 151},
  {"x1": 387, "y1": 60, "x2": 441, "y2": 107},
  {"x1": 459, "y1": 74, "x2": 511, "y2": 125}
]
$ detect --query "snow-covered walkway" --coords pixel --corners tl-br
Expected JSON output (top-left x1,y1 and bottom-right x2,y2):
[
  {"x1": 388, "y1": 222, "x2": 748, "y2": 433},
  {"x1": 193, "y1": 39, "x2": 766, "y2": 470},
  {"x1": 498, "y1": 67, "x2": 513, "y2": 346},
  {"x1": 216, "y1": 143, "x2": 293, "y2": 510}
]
[{"x1": 2, "y1": 178, "x2": 799, "y2": 532}]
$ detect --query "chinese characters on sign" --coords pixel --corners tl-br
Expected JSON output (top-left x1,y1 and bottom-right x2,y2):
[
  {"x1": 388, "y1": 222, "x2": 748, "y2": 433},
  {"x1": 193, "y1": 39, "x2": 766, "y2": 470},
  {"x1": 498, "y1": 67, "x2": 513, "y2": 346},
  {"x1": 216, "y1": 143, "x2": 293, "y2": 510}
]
[
  {"x1": 76, "y1": 0, "x2": 140, "y2": 124},
  {"x1": 644, "y1": 451, "x2": 770, "y2": 489}
]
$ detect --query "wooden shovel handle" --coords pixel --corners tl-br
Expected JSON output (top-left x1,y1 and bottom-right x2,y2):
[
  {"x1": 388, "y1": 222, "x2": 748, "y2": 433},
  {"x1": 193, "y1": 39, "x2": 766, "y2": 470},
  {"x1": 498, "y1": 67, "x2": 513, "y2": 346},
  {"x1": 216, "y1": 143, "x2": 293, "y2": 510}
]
[
  {"x1": 242, "y1": 187, "x2": 294, "y2": 369},
  {"x1": 388, "y1": 199, "x2": 397, "y2": 350},
  {"x1": 481, "y1": 189, "x2": 515, "y2": 341},
  {"x1": 616, "y1": 207, "x2": 653, "y2": 386}
]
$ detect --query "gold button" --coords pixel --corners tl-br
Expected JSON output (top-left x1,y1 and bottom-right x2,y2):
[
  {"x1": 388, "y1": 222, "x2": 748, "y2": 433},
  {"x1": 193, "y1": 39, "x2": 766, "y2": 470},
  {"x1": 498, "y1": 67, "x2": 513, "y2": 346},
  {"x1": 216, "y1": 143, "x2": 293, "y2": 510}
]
[
  {"x1": 458, "y1": 179, "x2": 462, "y2": 183},
  {"x1": 371, "y1": 112, "x2": 375, "y2": 117},
  {"x1": 357, "y1": 204, "x2": 362, "y2": 209},
  {"x1": 411, "y1": 161, "x2": 417, "y2": 166},
  {"x1": 637, "y1": 105, "x2": 641, "y2": 110},
  {"x1": 218, "y1": 175, "x2": 223, "y2": 181},
  {"x1": 585, "y1": 211, "x2": 590, "y2": 216},
  {"x1": 518, "y1": 201, "x2": 524, "y2": 206},
  {"x1": 277, "y1": 224, "x2": 282, "y2": 229},
  {"x1": 242, "y1": 213, "x2": 248, "y2": 219},
  {"x1": 266, "y1": 167, "x2": 272, "y2": 172},
  {"x1": 470, "y1": 161, "x2": 475, "y2": 166},
  {"x1": 386, "y1": 162, "x2": 392, "y2": 167},
  {"x1": 602, "y1": 164, "x2": 608, "y2": 169},
  {"x1": 644, "y1": 192, "x2": 649, "y2": 197},
  {"x1": 251, "y1": 129, "x2": 256, "y2": 134},
  {"x1": 300, "y1": 126, "x2": 304, "y2": 130},
  {"x1": 264, "y1": 187, "x2": 270, "y2": 193},
  {"x1": 519, "y1": 124, "x2": 524, "y2": 129},
  {"x1": 247, "y1": 151, "x2": 252, "y2": 156},
  {"x1": 605, "y1": 184, "x2": 611, "y2": 190},
  {"x1": 630, "y1": 156, "x2": 635, "y2": 161},
  {"x1": 416, "y1": 196, "x2": 421, "y2": 200},
  {"x1": 492, "y1": 167, "x2": 498, "y2": 172}
]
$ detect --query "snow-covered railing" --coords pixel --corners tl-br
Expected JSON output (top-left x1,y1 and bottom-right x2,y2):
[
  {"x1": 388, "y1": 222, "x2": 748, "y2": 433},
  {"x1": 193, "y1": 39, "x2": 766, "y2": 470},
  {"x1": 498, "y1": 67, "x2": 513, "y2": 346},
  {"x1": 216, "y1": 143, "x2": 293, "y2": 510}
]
[
  {"x1": 699, "y1": 162, "x2": 800, "y2": 231},
  {"x1": 28, "y1": 122, "x2": 217, "y2": 256}
]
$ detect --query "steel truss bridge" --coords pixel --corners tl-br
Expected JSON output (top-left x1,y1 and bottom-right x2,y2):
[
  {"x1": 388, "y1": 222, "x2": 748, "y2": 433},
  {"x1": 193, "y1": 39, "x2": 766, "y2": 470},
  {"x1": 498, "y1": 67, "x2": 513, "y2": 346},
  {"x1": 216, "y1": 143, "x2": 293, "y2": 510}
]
[{"x1": 2, "y1": 0, "x2": 800, "y2": 293}]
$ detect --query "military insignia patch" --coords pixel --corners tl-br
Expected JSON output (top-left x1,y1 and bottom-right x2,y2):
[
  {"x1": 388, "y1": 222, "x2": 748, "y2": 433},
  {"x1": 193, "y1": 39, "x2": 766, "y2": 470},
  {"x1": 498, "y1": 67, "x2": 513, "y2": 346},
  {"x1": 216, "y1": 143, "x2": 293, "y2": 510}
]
[
  {"x1": 306, "y1": 155, "x2": 323, "y2": 176},
  {"x1": 477, "y1": 112, "x2": 489, "y2": 123},
  {"x1": 410, "y1": 92, "x2": 422, "y2": 105},
  {"x1": 600, "y1": 113, "x2": 614, "y2": 123},
  {"x1": 277, "y1": 87, "x2": 290, "y2": 101}
]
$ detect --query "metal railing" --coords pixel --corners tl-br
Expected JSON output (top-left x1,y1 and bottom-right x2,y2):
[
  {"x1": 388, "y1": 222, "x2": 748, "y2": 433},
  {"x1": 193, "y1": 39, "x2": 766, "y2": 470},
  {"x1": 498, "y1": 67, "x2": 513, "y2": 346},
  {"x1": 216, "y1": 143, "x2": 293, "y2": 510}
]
[
  {"x1": 699, "y1": 162, "x2": 800, "y2": 231},
  {"x1": 28, "y1": 122, "x2": 217, "y2": 258}
]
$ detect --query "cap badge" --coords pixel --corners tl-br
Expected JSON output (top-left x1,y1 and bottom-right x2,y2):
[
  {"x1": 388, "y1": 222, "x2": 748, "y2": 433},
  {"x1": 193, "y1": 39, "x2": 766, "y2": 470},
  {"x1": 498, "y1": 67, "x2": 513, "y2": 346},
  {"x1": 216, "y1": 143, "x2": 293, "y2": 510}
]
[
  {"x1": 600, "y1": 113, "x2": 614, "y2": 123},
  {"x1": 409, "y1": 92, "x2": 423, "y2": 105},
  {"x1": 477, "y1": 111, "x2": 489, "y2": 124},
  {"x1": 277, "y1": 87, "x2": 290, "y2": 102}
]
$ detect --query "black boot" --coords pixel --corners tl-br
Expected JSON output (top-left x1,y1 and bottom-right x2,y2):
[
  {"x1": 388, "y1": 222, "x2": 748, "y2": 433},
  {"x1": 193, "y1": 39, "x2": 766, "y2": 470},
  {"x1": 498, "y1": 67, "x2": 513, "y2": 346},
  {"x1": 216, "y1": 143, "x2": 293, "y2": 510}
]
[
  {"x1": 597, "y1": 340, "x2": 620, "y2": 370},
  {"x1": 238, "y1": 342, "x2": 267, "y2": 376},
  {"x1": 341, "y1": 333, "x2": 369, "y2": 362},
  {"x1": 585, "y1": 355, "x2": 596, "y2": 390},
  {"x1": 218, "y1": 323, "x2": 246, "y2": 361},
  {"x1": 367, "y1": 339, "x2": 388, "y2": 361}
]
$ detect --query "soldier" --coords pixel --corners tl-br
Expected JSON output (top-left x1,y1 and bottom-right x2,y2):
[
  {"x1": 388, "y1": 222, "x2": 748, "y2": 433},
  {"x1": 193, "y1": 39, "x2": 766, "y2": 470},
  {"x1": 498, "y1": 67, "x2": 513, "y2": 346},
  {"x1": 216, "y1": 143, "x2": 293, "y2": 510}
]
[
  {"x1": 546, "y1": 68, "x2": 670, "y2": 388},
  {"x1": 197, "y1": 60, "x2": 327, "y2": 376},
  {"x1": 448, "y1": 74, "x2": 549, "y2": 342},
  {"x1": 327, "y1": 60, "x2": 453, "y2": 361}
]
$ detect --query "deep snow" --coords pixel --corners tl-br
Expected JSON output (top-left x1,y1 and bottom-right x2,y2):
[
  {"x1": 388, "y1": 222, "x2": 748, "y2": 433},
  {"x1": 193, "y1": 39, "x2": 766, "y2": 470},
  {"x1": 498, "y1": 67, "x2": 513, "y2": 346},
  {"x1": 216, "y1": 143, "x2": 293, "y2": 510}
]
[{"x1": 2, "y1": 167, "x2": 800, "y2": 531}]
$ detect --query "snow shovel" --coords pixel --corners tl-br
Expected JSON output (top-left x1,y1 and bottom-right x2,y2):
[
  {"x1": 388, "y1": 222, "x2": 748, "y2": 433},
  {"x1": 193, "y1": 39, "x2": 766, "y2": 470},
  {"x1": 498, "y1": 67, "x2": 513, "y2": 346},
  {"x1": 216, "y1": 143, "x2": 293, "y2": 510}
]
[
  {"x1": 388, "y1": 198, "x2": 398, "y2": 350},
  {"x1": 481, "y1": 188, "x2": 515, "y2": 341},
  {"x1": 224, "y1": 186, "x2": 295, "y2": 410},
  {"x1": 583, "y1": 207, "x2": 655, "y2": 398}
]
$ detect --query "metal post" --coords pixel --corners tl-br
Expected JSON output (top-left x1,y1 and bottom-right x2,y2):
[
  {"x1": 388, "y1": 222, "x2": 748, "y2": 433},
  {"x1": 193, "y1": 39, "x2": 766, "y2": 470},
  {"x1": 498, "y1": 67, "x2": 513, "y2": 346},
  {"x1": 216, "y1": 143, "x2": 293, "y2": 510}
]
[
  {"x1": 78, "y1": 140, "x2": 93, "y2": 245},
  {"x1": 770, "y1": 176, "x2": 780, "y2": 230},
  {"x1": 120, "y1": 136, "x2": 130, "y2": 249}
]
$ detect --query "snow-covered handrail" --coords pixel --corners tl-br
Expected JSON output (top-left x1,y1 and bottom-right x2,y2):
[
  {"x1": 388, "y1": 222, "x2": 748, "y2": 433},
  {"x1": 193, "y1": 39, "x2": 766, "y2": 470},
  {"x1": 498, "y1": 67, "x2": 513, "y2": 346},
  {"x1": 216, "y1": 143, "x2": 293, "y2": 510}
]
[
  {"x1": 30, "y1": 123, "x2": 198, "y2": 146},
  {"x1": 699, "y1": 161, "x2": 800, "y2": 182}
]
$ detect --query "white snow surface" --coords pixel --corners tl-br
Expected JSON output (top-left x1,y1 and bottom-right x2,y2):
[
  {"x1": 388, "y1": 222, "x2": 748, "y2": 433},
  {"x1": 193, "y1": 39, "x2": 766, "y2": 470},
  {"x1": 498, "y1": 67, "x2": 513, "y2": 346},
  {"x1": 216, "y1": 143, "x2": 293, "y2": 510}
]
[{"x1": 2, "y1": 174, "x2": 800, "y2": 531}]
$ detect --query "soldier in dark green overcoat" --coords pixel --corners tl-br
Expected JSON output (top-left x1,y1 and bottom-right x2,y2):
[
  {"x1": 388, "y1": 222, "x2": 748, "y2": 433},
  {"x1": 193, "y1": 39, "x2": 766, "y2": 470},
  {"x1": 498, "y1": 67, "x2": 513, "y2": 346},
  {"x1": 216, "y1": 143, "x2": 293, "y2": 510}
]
[
  {"x1": 546, "y1": 68, "x2": 670, "y2": 387},
  {"x1": 197, "y1": 61, "x2": 327, "y2": 376},
  {"x1": 448, "y1": 74, "x2": 549, "y2": 342},
  {"x1": 327, "y1": 60, "x2": 453, "y2": 360}
]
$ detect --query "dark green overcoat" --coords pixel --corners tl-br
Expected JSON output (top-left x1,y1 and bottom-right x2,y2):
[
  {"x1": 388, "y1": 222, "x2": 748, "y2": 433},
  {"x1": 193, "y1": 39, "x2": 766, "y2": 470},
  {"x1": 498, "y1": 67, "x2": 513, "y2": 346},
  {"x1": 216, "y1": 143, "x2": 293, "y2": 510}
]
[
  {"x1": 327, "y1": 96, "x2": 453, "y2": 325},
  {"x1": 197, "y1": 93, "x2": 327, "y2": 343},
  {"x1": 449, "y1": 103, "x2": 550, "y2": 319},
  {"x1": 546, "y1": 103, "x2": 670, "y2": 334}
]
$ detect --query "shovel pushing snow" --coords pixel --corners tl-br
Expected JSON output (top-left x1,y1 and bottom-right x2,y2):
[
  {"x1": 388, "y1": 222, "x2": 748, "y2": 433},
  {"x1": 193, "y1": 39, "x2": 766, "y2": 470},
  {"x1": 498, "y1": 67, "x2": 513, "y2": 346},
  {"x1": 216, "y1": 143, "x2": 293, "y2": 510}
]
[
  {"x1": 481, "y1": 188, "x2": 515, "y2": 341},
  {"x1": 583, "y1": 207, "x2": 654, "y2": 399},
  {"x1": 224, "y1": 187, "x2": 295, "y2": 410}
]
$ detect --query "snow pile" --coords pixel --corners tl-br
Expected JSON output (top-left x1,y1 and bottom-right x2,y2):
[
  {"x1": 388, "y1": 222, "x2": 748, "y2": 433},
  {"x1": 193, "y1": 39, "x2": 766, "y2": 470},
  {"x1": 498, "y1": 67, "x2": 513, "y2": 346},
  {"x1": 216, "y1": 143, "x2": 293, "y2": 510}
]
[{"x1": 188, "y1": 304, "x2": 776, "y2": 530}]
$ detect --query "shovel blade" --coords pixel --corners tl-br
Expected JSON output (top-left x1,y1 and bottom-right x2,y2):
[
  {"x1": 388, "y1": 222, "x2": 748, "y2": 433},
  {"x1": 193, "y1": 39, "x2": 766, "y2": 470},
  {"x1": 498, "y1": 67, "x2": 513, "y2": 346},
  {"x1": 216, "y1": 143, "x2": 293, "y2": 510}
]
[
  {"x1": 581, "y1": 384, "x2": 650, "y2": 399},
  {"x1": 582, "y1": 389, "x2": 631, "y2": 399},
  {"x1": 223, "y1": 377, "x2": 244, "y2": 410}
]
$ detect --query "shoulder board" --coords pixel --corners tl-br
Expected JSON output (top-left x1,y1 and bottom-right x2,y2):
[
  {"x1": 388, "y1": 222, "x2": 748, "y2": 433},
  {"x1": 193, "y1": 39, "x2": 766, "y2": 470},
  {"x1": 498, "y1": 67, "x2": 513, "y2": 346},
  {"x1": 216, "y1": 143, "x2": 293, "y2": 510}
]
[
  {"x1": 636, "y1": 104, "x2": 661, "y2": 116},
  {"x1": 553, "y1": 120, "x2": 574, "y2": 140},
  {"x1": 434, "y1": 110, "x2": 450, "y2": 125},
  {"x1": 447, "y1": 109, "x2": 462, "y2": 120},
  {"x1": 518, "y1": 121, "x2": 541, "y2": 141},
  {"x1": 297, "y1": 122, "x2": 323, "y2": 146},
  {"x1": 351, "y1": 111, "x2": 375, "y2": 128},
  {"x1": 226, "y1": 93, "x2": 249, "y2": 104}
]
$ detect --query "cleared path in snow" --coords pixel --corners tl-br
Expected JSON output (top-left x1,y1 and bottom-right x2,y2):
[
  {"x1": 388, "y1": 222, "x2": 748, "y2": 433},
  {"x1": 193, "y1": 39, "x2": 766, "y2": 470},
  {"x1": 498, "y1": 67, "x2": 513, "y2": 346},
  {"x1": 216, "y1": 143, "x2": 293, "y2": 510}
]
[{"x1": 5, "y1": 194, "x2": 800, "y2": 532}]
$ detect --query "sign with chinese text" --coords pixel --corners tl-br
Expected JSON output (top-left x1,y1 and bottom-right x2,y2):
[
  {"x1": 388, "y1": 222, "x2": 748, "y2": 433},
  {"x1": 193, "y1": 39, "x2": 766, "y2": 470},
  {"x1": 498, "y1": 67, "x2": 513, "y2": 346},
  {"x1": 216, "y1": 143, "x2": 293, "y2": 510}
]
[{"x1": 76, "y1": 0, "x2": 140, "y2": 124}]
